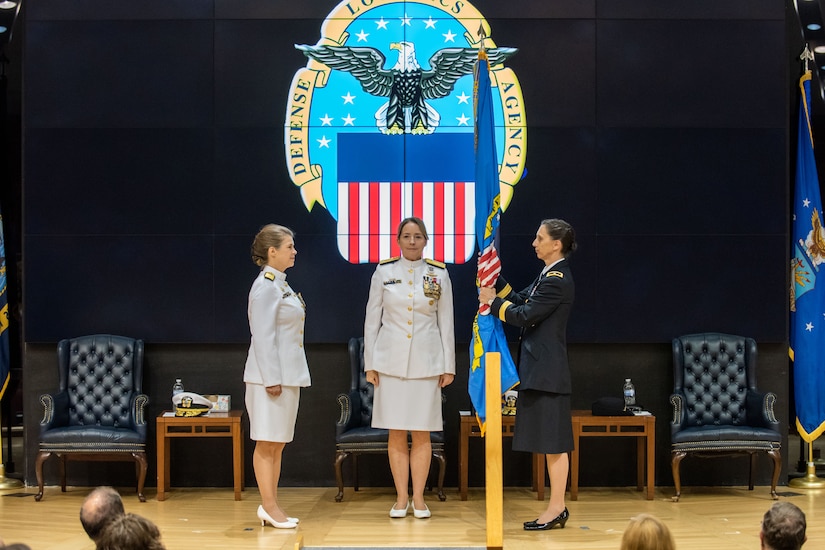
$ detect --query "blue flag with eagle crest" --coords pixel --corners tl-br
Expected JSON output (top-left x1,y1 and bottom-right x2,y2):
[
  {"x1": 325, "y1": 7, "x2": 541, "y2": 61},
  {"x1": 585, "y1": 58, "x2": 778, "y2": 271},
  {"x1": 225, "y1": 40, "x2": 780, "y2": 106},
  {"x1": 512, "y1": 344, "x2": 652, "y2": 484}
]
[{"x1": 790, "y1": 69, "x2": 825, "y2": 442}]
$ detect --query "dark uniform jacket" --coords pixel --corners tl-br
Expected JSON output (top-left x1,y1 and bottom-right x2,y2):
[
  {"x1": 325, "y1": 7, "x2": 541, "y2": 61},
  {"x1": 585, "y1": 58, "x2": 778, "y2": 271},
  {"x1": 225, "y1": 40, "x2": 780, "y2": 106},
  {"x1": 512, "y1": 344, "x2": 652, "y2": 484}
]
[{"x1": 490, "y1": 259, "x2": 574, "y2": 394}]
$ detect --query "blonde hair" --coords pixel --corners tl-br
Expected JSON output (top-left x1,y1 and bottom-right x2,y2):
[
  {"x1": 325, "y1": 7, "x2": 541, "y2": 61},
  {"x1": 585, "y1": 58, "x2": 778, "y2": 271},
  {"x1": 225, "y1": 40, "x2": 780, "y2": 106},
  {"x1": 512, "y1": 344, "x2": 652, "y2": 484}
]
[
  {"x1": 620, "y1": 514, "x2": 676, "y2": 550},
  {"x1": 396, "y1": 217, "x2": 429, "y2": 241},
  {"x1": 250, "y1": 224, "x2": 294, "y2": 267}
]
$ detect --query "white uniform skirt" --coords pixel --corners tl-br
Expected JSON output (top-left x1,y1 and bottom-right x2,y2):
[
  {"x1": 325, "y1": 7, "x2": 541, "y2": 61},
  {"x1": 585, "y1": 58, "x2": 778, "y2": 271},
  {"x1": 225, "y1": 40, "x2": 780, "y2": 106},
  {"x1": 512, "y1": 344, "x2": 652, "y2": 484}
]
[
  {"x1": 372, "y1": 374, "x2": 443, "y2": 431},
  {"x1": 245, "y1": 383, "x2": 300, "y2": 443}
]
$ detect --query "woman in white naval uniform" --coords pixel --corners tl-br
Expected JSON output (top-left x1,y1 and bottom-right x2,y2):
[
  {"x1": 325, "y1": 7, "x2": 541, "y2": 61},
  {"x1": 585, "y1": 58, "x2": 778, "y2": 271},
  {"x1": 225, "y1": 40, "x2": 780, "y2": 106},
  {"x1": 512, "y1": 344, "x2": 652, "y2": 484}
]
[
  {"x1": 244, "y1": 224, "x2": 311, "y2": 529},
  {"x1": 364, "y1": 217, "x2": 455, "y2": 519}
]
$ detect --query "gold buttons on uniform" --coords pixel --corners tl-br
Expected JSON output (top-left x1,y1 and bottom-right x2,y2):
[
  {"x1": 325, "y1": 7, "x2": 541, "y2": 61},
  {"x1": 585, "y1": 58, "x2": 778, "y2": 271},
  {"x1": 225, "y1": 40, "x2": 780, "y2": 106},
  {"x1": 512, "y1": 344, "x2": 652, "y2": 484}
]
[
  {"x1": 407, "y1": 320, "x2": 412, "y2": 325},
  {"x1": 407, "y1": 334, "x2": 412, "y2": 339},
  {"x1": 407, "y1": 306, "x2": 412, "y2": 311}
]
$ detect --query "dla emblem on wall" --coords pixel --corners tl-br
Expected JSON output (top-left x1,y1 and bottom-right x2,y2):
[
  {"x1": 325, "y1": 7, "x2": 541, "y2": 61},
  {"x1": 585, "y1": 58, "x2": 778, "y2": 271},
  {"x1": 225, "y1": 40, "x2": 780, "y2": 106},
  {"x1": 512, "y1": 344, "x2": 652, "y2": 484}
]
[{"x1": 285, "y1": 0, "x2": 526, "y2": 264}]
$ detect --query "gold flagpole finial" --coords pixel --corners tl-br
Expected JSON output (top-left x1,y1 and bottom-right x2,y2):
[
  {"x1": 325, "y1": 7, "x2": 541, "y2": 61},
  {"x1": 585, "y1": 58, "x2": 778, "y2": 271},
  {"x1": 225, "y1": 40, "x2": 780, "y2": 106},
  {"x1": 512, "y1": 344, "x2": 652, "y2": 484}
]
[{"x1": 477, "y1": 23, "x2": 487, "y2": 57}]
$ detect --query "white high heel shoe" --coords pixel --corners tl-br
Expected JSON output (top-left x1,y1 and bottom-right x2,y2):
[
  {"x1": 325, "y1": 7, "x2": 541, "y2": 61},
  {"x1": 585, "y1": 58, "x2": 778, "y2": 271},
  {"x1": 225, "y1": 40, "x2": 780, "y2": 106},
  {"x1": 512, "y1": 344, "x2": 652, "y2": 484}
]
[{"x1": 257, "y1": 505, "x2": 297, "y2": 529}]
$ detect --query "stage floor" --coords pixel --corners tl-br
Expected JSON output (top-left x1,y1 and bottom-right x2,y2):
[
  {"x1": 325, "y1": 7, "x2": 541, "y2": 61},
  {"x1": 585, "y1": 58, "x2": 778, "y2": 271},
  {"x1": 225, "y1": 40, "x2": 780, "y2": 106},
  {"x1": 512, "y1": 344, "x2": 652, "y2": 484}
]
[{"x1": 1, "y1": 484, "x2": 822, "y2": 549}]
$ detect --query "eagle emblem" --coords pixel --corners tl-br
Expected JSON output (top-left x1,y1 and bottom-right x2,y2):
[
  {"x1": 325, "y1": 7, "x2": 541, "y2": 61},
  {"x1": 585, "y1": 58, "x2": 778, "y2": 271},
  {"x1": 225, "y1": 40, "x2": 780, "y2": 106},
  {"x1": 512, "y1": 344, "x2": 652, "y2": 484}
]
[
  {"x1": 295, "y1": 41, "x2": 517, "y2": 135},
  {"x1": 284, "y1": 1, "x2": 527, "y2": 265}
]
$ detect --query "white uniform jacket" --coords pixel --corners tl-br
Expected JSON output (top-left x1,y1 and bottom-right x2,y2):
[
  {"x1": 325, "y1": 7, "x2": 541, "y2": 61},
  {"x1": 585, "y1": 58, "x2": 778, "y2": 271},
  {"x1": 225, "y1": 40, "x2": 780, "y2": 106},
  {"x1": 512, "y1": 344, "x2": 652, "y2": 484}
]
[
  {"x1": 364, "y1": 257, "x2": 455, "y2": 379},
  {"x1": 243, "y1": 266, "x2": 311, "y2": 388}
]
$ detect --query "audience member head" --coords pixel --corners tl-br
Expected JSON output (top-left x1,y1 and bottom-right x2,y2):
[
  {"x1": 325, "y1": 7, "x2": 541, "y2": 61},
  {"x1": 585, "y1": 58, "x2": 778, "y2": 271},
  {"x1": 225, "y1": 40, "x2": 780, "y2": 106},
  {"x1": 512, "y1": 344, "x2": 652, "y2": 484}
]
[
  {"x1": 761, "y1": 501, "x2": 806, "y2": 550},
  {"x1": 80, "y1": 486, "x2": 125, "y2": 542},
  {"x1": 620, "y1": 513, "x2": 676, "y2": 550},
  {"x1": 95, "y1": 513, "x2": 165, "y2": 550},
  {"x1": 0, "y1": 539, "x2": 33, "y2": 550}
]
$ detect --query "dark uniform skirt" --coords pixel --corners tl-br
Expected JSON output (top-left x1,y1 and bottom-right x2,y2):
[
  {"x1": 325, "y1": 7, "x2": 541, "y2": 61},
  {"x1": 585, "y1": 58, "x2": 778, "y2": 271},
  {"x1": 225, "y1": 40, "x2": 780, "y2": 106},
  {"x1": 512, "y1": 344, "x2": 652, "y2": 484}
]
[{"x1": 512, "y1": 389, "x2": 574, "y2": 455}]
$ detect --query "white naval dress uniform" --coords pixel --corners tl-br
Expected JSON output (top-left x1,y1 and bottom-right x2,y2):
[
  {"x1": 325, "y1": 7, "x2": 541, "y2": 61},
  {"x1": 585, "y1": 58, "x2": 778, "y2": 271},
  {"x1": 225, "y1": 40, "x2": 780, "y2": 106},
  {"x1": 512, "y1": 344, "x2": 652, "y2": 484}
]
[
  {"x1": 244, "y1": 265, "x2": 311, "y2": 442},
  {"x1": 364, "y1": 256, "x2": 455, "y2": 431}
]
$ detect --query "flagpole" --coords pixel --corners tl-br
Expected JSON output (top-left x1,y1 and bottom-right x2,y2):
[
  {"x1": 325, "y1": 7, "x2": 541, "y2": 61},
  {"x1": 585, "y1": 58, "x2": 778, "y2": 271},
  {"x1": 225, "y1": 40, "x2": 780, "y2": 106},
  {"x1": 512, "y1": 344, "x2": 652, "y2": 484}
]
[
  {"x1": 0, "y1": 408, "x2": 22, "y2": 489},
  {"x1": 484, "y1": 351, "x2": 503, "y2": 550}
]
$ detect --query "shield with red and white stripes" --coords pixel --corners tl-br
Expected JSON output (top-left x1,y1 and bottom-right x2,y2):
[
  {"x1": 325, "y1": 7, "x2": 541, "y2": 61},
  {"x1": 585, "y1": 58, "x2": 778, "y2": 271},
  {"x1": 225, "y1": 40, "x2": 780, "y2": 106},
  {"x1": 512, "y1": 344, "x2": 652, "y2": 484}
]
[{"x1": 336, "y1": 133, "x2": 477, "y2": 264}]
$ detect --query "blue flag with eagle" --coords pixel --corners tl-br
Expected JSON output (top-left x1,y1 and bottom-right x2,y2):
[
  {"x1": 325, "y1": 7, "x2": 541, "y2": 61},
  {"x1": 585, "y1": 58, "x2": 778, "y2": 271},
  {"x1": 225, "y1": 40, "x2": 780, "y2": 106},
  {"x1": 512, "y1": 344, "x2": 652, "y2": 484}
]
[
  {"x1": 790, "y1": 69, "x2": 825, "y2": 443},
  {"x1": 0, "y1": 208, "x2": 9, "y2": 401},
  {"x1": 468, "y1": 51, "x2": 519, "y2": 435}
]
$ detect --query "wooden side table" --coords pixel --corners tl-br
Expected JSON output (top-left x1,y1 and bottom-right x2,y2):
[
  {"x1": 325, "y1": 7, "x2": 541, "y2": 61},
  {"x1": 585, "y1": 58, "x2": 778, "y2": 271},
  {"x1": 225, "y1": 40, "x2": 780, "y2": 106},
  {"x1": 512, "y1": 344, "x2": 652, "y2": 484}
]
[
  {"x1": 156, "y1": 410, "x2": 245, "y2": 501},
  {"x1": 458, "y1": 414, "x2": 545, "y2": 500},
  {"x1": 570, "y1": 409, "x2": 655, "y2": 500}
]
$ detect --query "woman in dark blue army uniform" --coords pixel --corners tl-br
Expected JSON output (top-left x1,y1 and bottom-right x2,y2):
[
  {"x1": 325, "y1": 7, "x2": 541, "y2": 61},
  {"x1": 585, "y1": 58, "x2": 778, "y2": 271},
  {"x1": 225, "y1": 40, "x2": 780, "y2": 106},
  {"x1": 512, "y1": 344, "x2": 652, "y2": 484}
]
[{"x1": 479, "y1": 218, "x2": 577, "y2": 532}]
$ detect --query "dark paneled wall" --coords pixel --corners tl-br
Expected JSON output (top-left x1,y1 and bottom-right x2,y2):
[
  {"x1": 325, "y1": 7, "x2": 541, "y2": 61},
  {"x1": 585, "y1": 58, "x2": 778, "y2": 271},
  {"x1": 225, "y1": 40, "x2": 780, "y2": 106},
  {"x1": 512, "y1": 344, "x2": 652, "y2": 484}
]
[{"x1": 21, "y1": 0, "x2": 791, "y2": 491}]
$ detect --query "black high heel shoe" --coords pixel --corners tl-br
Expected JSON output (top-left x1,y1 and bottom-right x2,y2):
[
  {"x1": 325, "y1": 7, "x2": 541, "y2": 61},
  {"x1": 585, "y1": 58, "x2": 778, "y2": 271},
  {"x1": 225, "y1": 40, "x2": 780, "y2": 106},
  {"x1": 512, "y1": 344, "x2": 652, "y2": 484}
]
[{"x1": 523, "y1": 507, "x2": 569, "y2": 531}]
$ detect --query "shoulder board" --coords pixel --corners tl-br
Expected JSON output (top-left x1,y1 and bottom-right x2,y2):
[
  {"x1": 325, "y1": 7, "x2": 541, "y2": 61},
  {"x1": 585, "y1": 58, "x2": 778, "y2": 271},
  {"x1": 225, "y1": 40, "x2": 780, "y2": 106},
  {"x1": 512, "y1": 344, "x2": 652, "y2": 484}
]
[
  {"x1": 379, "y1": 256, "x2": 400, "y2": 265},
  {"x1": 425, "y1": 258, "x2": 446, "y2": 269},
  {"x1": 546, "y1": 271, "x2": 564, "y2": 278},
  {"x1": 263, "y1": 272, "x2": 276, "y2": 281}
]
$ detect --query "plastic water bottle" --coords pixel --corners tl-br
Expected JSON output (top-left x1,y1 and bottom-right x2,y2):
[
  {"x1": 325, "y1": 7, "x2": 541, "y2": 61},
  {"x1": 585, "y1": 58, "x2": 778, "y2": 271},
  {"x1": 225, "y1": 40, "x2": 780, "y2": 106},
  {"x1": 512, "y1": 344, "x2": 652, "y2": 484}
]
[
  {"x1": 172, "y1": 378, "x2": 184, "y2": 398},
  {"x1": 623, "y1": 378, "x2": 636, "y2": 408}
]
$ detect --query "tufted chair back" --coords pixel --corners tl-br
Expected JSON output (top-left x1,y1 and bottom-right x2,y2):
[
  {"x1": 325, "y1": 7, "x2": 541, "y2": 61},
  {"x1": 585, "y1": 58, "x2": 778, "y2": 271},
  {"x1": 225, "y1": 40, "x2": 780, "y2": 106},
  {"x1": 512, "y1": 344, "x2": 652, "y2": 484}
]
[
  {"x1": 669, "y1": 332, "x2": 781, "y2": 502},
  {"x1": 349, "y1": 336, "x2": 374, "y2": 429},
  {"x1": 673, "y1": 333, "x2": 755, "y2": 429},
  {"x1": 60, "y1": 335, "x2": 143, "y2": 428},
  {"x1": 333, "y1": 337, "x2": 446, "y2": 503},
  {"x1": 35, "y1": 334, "x2": 149, "y2": 502}
]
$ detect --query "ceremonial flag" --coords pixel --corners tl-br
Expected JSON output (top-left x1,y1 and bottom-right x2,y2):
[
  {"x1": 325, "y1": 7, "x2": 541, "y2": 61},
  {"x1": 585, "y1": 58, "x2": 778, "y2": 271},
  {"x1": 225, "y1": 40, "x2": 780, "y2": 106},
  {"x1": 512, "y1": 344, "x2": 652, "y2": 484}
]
[
  {"x1": 468, "y1": 50, "x2": 519, "y2": 435},
  {"x1": 0, "y1": 208, "x2": 9, "y2": 401},
  {"x1": 790, "y1": 69, "x2": 825, "y2": 442}
]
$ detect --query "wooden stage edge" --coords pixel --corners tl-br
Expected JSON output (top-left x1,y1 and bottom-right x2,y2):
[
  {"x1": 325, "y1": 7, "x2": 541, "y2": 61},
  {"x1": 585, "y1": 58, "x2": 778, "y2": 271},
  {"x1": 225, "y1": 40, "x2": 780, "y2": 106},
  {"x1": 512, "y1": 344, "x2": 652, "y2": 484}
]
[{"x1": 1, "y1": 485, "x2": 821, "y2": 550}]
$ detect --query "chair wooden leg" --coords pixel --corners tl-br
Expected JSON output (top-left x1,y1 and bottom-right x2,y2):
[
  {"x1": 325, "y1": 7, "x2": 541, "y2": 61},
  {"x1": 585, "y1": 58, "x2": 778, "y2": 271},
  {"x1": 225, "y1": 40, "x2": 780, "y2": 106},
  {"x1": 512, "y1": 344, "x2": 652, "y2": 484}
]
[
  {"x1": 671, "y1": 451, "x2": 686, "y2": 502},
  {"x1": 133, "y1": 452, "x2": 148, "y2": 502},
  {"x1": 767, "y1": 449, "x2": 782, "y2": 500},
  {"x1": 353, "y1": 453, "x2": 360, "y2": 492},
  {"x1": 34, "y1": 451, "x2": 51, "y2": 501},
  {"x1": 432, "y1": 450, "x2": 446, "y2": 501},
  {"x1": 748, "y1": 452, "x2": 756, "y2": 491},
  {"x1": 334, "y1": 451, "x2": 349, "y2": 502},
  {"x1": 59, "y1": 454, "x2": 67, "y2": 492}
]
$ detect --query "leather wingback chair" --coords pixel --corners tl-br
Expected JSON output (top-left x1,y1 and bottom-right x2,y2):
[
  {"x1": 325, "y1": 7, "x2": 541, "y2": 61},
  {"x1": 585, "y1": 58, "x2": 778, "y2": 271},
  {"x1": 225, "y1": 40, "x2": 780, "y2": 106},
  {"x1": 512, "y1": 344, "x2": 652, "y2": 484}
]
[
  {"x1": 35, "y1": 335, "x2": 149, "y2": 501},
  {"x1": 334, "y1": 337, "x2": 446, "y2": 502},
  {"x1": 670, "y1": 333, "x2": 781, "y2": 501}
]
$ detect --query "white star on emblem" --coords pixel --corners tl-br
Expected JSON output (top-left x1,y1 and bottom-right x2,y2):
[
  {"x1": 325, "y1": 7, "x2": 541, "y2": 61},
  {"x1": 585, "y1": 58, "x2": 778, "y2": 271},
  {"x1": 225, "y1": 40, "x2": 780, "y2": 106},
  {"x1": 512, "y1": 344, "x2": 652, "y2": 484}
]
[
  {"x1": 424, "y1": 16, "x2": 437, "y2": 29},
  {"x1": 376, "y1": 17, "x2": 388, "y2": 30},
  {"x1": 356, "y1": 29, "x2": 369, "y2": 42},
  {"x1": 456, "y1": 113, "x2": 470, "y2": 126},
  {"x1": 443, "y1": 30, "x2": 456, "y2": 42},
  {"x1": 317, "y1": 135, "x2": 331, "y2": 148},
  {"x1": 456, "y1": 92, "x2": 470, "y2": 104},
  {"x1": 342, "y1": 92, "x2": 355, "y2": 105},
  {"x1": 319, "y1": 114, "x2": 333, "y2": 126},
  {"x1": 342, "y1": 113, "x2": 356, "y2": 126},
  {"x1": 803, "y1": 198, "x2": 811, "y2": 208},
  {"x1": 400, "y1": 13, "x2": 412, "y2": 26},
  {"x1": 806, "y1": 322, "x2": 814, "y2": 332}
]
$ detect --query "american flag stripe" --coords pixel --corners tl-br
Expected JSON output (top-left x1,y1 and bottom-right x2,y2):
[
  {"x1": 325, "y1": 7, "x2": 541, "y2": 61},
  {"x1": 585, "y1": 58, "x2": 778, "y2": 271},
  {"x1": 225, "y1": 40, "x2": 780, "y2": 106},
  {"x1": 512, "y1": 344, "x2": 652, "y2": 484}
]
[{"x1": 337, "y1": 181, "x2": 476, "y2": 264}]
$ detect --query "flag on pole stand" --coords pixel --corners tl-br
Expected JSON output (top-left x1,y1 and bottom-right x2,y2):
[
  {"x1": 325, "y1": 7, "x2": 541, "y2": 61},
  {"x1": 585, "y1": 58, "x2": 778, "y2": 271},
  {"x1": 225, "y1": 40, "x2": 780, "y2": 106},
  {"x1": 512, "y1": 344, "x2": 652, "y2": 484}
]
[
  {"x1": 468, "y1": 43, "x2": 519, "y2": 436},
  {"x1": 790, "y1": 60, "x2": 825, "y2": 444}
]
